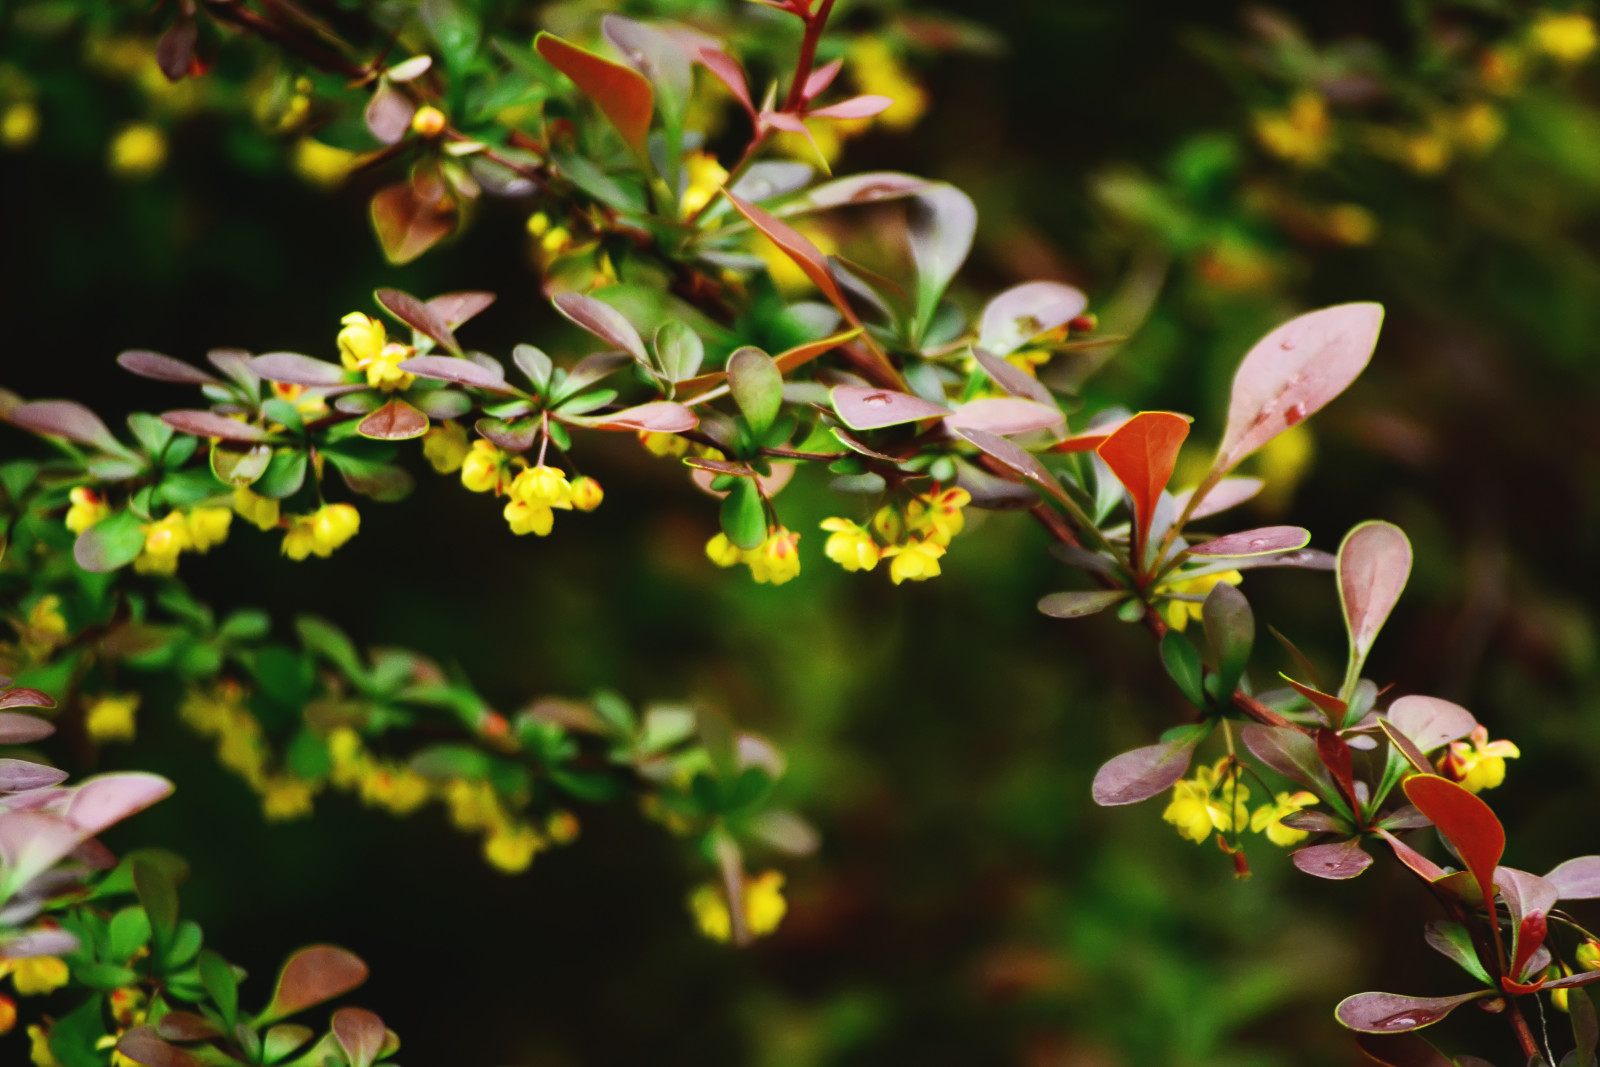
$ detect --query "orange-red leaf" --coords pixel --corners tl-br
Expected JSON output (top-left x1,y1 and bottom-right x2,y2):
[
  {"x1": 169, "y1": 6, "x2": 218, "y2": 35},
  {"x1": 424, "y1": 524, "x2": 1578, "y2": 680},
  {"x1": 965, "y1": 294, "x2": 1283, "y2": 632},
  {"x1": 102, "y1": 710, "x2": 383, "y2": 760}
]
[
  {"x1": 1404, "y1": 775, "x2": 1505, "y2": 931},
  {"x1": 1095, "y1": 411, "x2": 1190, "y2": 552},
  {"x1": 724, "y1": 190, "x2": 856, "y2": 326},
  {"x1": 535, "y1": 33, "x2": 653, "y2": 152}
]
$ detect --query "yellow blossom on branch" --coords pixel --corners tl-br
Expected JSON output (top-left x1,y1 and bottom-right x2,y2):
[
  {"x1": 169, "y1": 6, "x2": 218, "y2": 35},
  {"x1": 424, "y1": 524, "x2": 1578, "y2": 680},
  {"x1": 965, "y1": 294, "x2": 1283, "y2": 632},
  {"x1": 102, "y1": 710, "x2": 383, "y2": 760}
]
[
  {"x1": 460, "y1": 440, "x2": 512, "y2": 494},
  {"x1": 1254, "y1": 91, "x2": 1332, "y2": 167},
  {"x1": 1438, "y1": 725, "x2": 1520, "y2": 793},
  {"x1": 1157, "y1": 570, "x2": 1243, "y2": 632},
  {"x1": 689, "y1": 870, "x2": 789, "y2": 943},
  {"x1": 1532, "y1": 12, "x2": 1599, "y2": 64},
  {"x1": 746, "y1": 528, "x2": 802, "y2": 585},
  {"x1": 65, "y1": 487, "x2": 108, "y2": 533},
  {"x1": 232, "y1": 487, "x2": 280, "y2": 531},
  {"x1": 0, "y1": 956, "x2": 69, "y2": 996},
  {"x1": 882, "y1": 538, "x2": 945, "y2": 584},
  {"x1": 185, "y1": 507, "x2": 232, "y2": 553},
  {"x1": 281, "y1": 503, "x2": 360, "y2": 560},
  {"x1": 85, "y1": 693, "x2": 139, "y2": 743},
  {"x1": 820, "y1": 517, "x2": 880, "y2": 572},
  {"x1": 134, "y1": 512, "x2": 191, "y2": 574},
  {"x1": 422, "y1": 420, "x2": 469, "y2": 473},
  {"x1": 1249, "y1": 790, "x2": 1319, "y2": 847},
  {"x1": 1162, "y1": 758, "x2": 1250, "y2": 844}
]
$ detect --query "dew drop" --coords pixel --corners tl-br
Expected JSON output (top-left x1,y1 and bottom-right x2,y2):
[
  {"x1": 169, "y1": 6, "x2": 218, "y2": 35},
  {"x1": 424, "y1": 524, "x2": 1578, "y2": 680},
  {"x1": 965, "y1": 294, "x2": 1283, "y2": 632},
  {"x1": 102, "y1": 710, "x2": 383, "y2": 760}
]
[
  {"x1": 863, "y1": 393, "x2": 891, "y2": 407},
  {"x1": 1285, "y1": 402, "x2": 1307, "y2": 425},
  {"x1": 1280, "y1": 336, "x2": 1298, "y2": 351},
  {"x1": 1248, "y1": 538, "x2": 1269, "y2": 550}
]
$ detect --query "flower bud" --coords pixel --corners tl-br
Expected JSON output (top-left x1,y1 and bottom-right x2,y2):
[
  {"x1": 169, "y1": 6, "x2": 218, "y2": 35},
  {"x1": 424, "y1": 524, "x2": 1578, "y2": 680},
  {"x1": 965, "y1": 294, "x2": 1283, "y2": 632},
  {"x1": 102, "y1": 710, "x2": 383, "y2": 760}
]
[
  {"x1": 568, "y1": 476, "x2": 603, "y2": 512},
  {"x1": 1577, "y1": 940, "x2": 1600, "y2": 973},
  {"x1": 411, "y1": 105, "x2": 447, "y2": 138}
]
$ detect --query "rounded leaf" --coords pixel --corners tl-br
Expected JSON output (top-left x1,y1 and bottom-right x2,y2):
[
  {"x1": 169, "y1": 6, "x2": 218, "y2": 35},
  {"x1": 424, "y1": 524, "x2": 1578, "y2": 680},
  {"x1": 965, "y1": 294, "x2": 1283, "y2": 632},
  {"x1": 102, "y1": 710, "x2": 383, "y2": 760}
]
[
  {"x1": 1091, "y1": 735, "x2": 1200, "y2": 806},
  {"x1": 117, "y1": 351, "x2": 220, "y2": 386},
  {"x1": 1334, "y1": 990, "x2": 1488, "y2": 1034},
  {"x1": 979, "y1": 281, "x2": 1088, "y2": 357}
]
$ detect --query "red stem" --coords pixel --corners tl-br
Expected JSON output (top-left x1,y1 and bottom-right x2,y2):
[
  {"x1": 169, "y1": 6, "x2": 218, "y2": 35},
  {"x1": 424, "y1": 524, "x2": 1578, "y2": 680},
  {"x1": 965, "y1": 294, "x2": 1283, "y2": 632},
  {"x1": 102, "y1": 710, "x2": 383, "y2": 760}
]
[{"x1": 782, "y1": 0, "x2": 837, "y2": 113}]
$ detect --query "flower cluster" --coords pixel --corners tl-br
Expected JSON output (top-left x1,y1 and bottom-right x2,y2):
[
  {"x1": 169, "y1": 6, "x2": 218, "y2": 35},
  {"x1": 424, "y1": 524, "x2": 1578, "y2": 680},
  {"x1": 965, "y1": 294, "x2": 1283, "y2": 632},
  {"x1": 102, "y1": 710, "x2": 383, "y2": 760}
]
[
  {"x1": 821, "y1": 488, "x2": 972, "y2": 585},
  {"x1": 689, "y1": 870, "x2": 788, "y2": 943},
  {"x1": 337, "y1": 312, "x2": 415, "y2": 391},
  {"x1": 281, "y1": 503, "x2": 361, "y2": 560},
  {"x1": 180, "y1": 682, "x2": 320, "y2": 821},
  {"x1": 1162, "y1": 758, "x2": 1317, "y2": 849},
  {"x1": 706, "y1": 528, "x2": 803, "y2": 586},
  {"x1": 1437, "y1": 725, "x2": 1520, "y2": 794}
]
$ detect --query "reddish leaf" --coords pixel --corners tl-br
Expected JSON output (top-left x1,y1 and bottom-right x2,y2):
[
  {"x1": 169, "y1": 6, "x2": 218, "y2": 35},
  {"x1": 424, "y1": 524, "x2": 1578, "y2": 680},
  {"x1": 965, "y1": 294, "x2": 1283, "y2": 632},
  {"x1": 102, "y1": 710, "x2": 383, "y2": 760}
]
[
  {"x1": 397, "y1": 356, "x2": 510, "y2": 391},
  {"x1": 160, "y1": 410, "x2": 270, "y2": 442},
  {"x1": 978, "y1": 281, "x2": 1088, "y2": 357},
  {"x1": 831, "y1": 385, "x2": 947, "y2": 430},
  {"x1": 0, "y1": 712, "x2": 54, "y2": 744},
  {"x1": 1188, "y1": 526, "x2": 1310, "y2": 558},
  {"x1": 1095, "y1": 411, "x2": 1190, "y2": 555},
  {"x1": 365, "y1": 80, "x2": 416, "y2": 145},
  {"x1": 1213, "y1": 302, "x2": 1385, "y2": 475},
  {"x1": 1091, "y1": 734, "x2": 1201, "y2": 806},
  {"x1": 969, "y1": 348, "x2": 1056, "y2": 406},
  {"x1": 1174, "y1": 476, "x2": 1263, "y2": 520},
  {"x1": 807, "y1": 94, "x2": 893, "y2": 120},
  {"x1": 116, "y1": 1026, "x2": 204, "y2": 1067},
  {"x1": 117, "y1": 351, "x2": 220, "y2": 386},
  {"x1": 376, "y1": 288, "x2": 461, "y2": 355},
  {"x1": 1293, "y1": 838, "x2": 1374, "y2": 880},
  {"x1": 1386, "y1": 695, "x2": 1476, "y2": 754},
  {"x1": 594, "y1": 401, "x2": 698, "y2": 433},
  {"x1": 791, "y1": 171, "x2": 933, "y2": 211},
  {"x1": 552, "y1": 293, "x2": 647, "y2": 362},
  {"x1": 694, "y1": 43, "x2": 754, "y2": 118},
  {"x1": 1241, "y1": 724, "x2": 1345, "y2": 809},
  {"x1": 1403, "y1": 775, "x2": 1504, "y2": 927},
  {"x1": 371, "y1": 178, "x2": 455, "y2": 266},
  {"x1": 0, "y1": 760, "x2": 69, "y2": 791},
  {"x1": 952, "y1": 427, "x2": 1071, "y2": 506},
  {"x1": 1353, "y1": 1032, "x2": 1463, "y2": 1067},
  {"x1": 66, "y1": 773, "x2": 174, "y2": 835},
  {"x1": 536, "y1": 32, "x2": 654, "y2": 151},
  {"x1": 475, "y1": 418, "x2": 538, "y2": 453},
  {"x1": 357, "y1": 400, "x2": 429, "y2": 440},
  {"x1": 1546, "y1": 856, "x2": 1600, "y2": 899},
  {"x1": 1281, "y1": 676, "x2": 1346, "y2": 721},
  {"x1": 1510, "y1": 912, "x2": 1548, "y2": 985},
  {"x1": 0, "y1": 688, "x2": 56, "y2": 711},
  {"x1": 725, "y1": 190, "x2": 856, "y2": 325},
  {"x1": 260, "y1": 946, "x2": 369, "y2": 1023},
  {"x1": 155, "y1": 17, "x2": 198, "y2": 83},
  {"x1": 1339, "y1": 520, "x2": 1413, "y2": 664},
  {"x1": 1315, "y1": 728, "x2": 1359, "y2": 809},
  {"x1": 944, "y1": 397, "x2": 1064, "y2": 436},
  {"x1": 332, "y1": 1008, "x2": 387, "y2": 1067},
  {"x1": 1336, "y1": 991, "x2": 1490, "y2": 1034},
  {"x1": 250, "y1": 353, "x2": 349, "y2": 387},
  {"x1": 9, "y1": 400, "x2": 119, "y2": 450},
  {"x1": 426, "y1": 291, "x2": 496, "y2": 330},
  {"x1": 907, "y1": 185, "x2": 977, "y2": 329},
  {"x1": 801, "y1": 58, "x2": 843, "y2": 102},
  {"x1": 774, "y1": 329, "x2": 861, "y2": 376},
  {"x1": 156, "y1": 1013, "x2": 224, "y2": 1041}
]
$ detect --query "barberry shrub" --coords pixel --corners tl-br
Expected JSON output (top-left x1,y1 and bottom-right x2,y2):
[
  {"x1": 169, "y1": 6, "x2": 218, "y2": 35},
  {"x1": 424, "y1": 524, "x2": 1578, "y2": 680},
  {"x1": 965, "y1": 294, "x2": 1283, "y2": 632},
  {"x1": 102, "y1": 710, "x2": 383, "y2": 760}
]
[{"x1": 2, "y1": 1, "x2": 1599, "y2": 1064}]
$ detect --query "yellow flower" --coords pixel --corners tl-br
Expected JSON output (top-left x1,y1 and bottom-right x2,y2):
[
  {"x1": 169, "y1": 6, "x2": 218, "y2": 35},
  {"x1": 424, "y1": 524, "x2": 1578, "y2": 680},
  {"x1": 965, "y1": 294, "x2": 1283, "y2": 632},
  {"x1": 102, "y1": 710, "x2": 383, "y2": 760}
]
[
  {"x1": 108, "y1": 986, "x2": 144, "y2": 1028},
  {"x1": 882, "y1": 538, "x2": 945, "y2": 585},
  {"x1": 1324, "y1": 204, "x2": 1377, "y2": 247},
  {"x1": 1, "y1": 956, "x2": 70, "y2": 996},
  {"x1": 460, "y1": 440, "x2": 511, "y2": 494},
  {"x1": 29, "y1": 1023, "x2": 62, "y2": 1067},
  {"x1": 546, "y1": 810, "x2": 581, "y2": 844},
  {"x1": 85, "y1": 693, "x2": 139, "y2": 743},
  {"x1": 422, "y1": 421, "x2": 469, "y2": 474},
  {"x1": 232, "y1": 487, "x2": 280, "y2": 531},
  {"x1": 871, "y1": 504, "x2": 904, "y2": 543},
  {"x1": 359, "y1": 766, "x2": 431, "y2": 815},
  {"x1": 688, "y1": 870, "x2": 789, "y2": 943},
  {"x1": 1438, "y1": 725, "x2": 1520, "y2": 793},
  {"x1": 1450, "y1": 101, "x2": 1505, "y2": 154},
  {"x1": 820, "y1": 517, "x2": 880, "y2": 572},
  {"x1": 1162, "y1": 758, "x2": 1250, "y2": 843},
  {"x1": 25, "y1": 595, "x2": 68, "y2": 647},
  {"x1": 568, "y1": 476, "x2": 603, "y2": 512},
  {"x1": 65, "y1": 488, "x2": 108, "y2": 533},
  {"x1": 282, "y1": 504, "x2": 359, "y2": 559},
  {"x1": 108, "y1": 123, "x2": 165, "y2": 178},
  {"x1": 134, "y1": 512, "x2": 191, "y2": 575},
  {"x1": 906, "y1": 487, "x2": 970, "y2": 547},
  {"x1": 848, "y1": 37, "x2": 927, "y2": 131},
  {"x1": 1157, "y1": 570, "x2": 1243, "y2": 631},
  {"x1": 746, "y1": 528, "x2": 801, "y2": 585},
  {"x1": 511, "y1": 465, "x2": 572, "y2": 509},
  {"x1": 1, "y1": 101, "x2": 39, "y2": 149},
  {"x1": 503, "y1": 499, "x2": 554, "y2": 537},
  {"x1": 484, "y1": 822, "x2": 544, "y2": 873},
  {"x1": 639, "y1": 430, "x2": 689, "y2": 458},
  {"x1": 292, "y1": 138, "x2": 358, "y2": 188},
  {"x1": 1249, "y1": 790, "x2": 1319, "y2": 847},
  {"x1": 446, "y1": 779, "x2": 498, "y2": 831},
  {"x1": 1532, "y1": 12, "x2": 1598, "y2": 64},
  {"x1": 681, "y1": 149, "x2": 729, "y2": 217},
  {"x1": 261, "y1": 777, "x2": 316, "y2": 821},
  {"x1": 185, "y1": 507, "x2": 232, "y2": 553},
  {"x1": 337, "y1": 313, "x2": 386, "y2": 370},
  {"x1": 410, "y1": 105, "x2": 447, "y2": 138},
  {"x1": 705, "y1": 533, "x2": 744, "y2": 568},
  {"x1": 1253, "y1": 91, "x2": 1332, "y2": 167}
]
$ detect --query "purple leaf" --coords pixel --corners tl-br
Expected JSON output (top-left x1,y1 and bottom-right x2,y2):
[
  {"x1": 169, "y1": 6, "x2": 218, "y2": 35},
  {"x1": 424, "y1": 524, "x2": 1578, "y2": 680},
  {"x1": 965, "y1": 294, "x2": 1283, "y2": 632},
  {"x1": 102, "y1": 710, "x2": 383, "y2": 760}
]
[
  {"x1": 426, "y1": 291, "x2": 496, "y2": 330},
  {"x1": 9, "y1": 400, "x2": 119, "y2": 450},
  {"x1": 1240, "y1": 724, "x2": 1344, "y2": 806},
  {"x1": 594, "y1": 401, "x2": 698, "y2": 433},
  {"x1": 553, "y1": 293, "x2": 647, "y2": 362},
  {"x1": 1279, "y1": 809, "x2": 1348, "y2": 833},
  {"x1": 1038, "y1": 589, "x2": 1130, "y2": 619},
  {"x1": 0, "y1": 689, "x2": 56, "y2": 711},
  {"x1": 1339, "y1": 520, "x2": 1413, "y2": 663},
  {"x1": 1091, "y1": 735, "x2": 1201, "y2": 806},
  {"x1": 156, "y1": 1013, "x2": 224, "y2": 1041},
  {"x1": 1386, "y1": 695, "x2": 1476, "y2": 754},
  {"x1": 1334, "y1": 990, "x2": 1489, "y2": 1033},
  {"x1": 260, "y1": 946, "x2": 370, "y2": 1023},
  {"x1": 365, "y1": 80, "x2": 416, "y2": 145},
  {"x1": 0, "y1": 713, "x2": 54, "y2": 744},
  {"x1": 376, "y1": 288, "x2": 462, "y2": 355},
  {"x1": 250, "y1": 353, "x2": 350, "y2": 387},
  {"x1": 357, "y1": 400, "x2": 429, "y2": 441},
  {"x1": 791, "y1": 172, "x2": 932, "y2": 211},
  {"x1": 1546, "y1": 856, "x2": 1600, "y2": 900},
  {"x1": 160, "y1": 410, "x2": 271, "y2": 442},
  {"x1": 808, "y1": 94, "x2": 893, "y2": 120},
  {"x1": 1292, "y1": 838, "x2": 1374, "y2": 879},
  {"x1": 1213, "y1": 303, "x2": 1385, "y2": 475},
  {"x1": 831, "y1": 385, "x2": 947, "y2": 430},
  {"x1": 945, "y1": 397, "x2": 1064, "y2": 435},
  {"x1": 65, "y1": 773, "x2": 174, "y2": 835},
  {"x1": 1496, "y1": 867, "x2": 1560, "y2": 926},
  {"x1": 1, "y1": 926, "x2": 80, "y2": 959},
  {"x1": 908, "y1": 184, "x2": 977, "y2": 327},
  {"x1": 1352, "y1": 1032, "x2": 1467, "y2": 1067},
  {"x1": 397, "y1": 356, "x2": 511, "y2": 391},
  {"x1": 0, "y1": 760, "x2": 69, "y2": 792},
  {"x1": 116, "y1": 1026, "x2": 205, "y2": 1067},
  {"x1": 951, "y1": 427, "x2": 1070, "y2": 505},
  {"x1": 969, "y1": 348, "x2": 1056, "y2": 406},
  {"x1": 1188, "y1": 526, "x2": 1311, "y2": 558},
  {"x1": 0, "y1": 811, "x2": 85, "y2": 889},
  {"x1": 117, "y1": 351, "x2": 220, "y2": 386},
  {"x1": 474, "y1": 418, "x2": 538, "y2": 452},
  {"x1": 1174, "y1": 476, "x2": 1263, "y2": 520},
  {"x1": 155, "y1": 16, "x2": 198, "y2": 82},
  {"x1": 978, "y1": 281, "x2": 1088, "y2": 357}
]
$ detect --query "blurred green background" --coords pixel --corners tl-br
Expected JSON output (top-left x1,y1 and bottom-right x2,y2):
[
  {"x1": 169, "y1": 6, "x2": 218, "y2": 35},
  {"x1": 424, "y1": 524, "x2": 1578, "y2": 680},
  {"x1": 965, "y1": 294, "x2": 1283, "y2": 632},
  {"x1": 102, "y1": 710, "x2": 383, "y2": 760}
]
[{"x1": 6, "y1": 1, "x2": 1600, "y2": 1063}]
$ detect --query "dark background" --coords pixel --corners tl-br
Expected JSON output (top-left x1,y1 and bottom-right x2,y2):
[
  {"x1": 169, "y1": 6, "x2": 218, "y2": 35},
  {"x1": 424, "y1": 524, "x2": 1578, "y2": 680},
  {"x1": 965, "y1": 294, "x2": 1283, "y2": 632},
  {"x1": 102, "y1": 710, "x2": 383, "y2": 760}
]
[{"x1": 6, "y1": 1, "x2": 1600, "y2": 1063}]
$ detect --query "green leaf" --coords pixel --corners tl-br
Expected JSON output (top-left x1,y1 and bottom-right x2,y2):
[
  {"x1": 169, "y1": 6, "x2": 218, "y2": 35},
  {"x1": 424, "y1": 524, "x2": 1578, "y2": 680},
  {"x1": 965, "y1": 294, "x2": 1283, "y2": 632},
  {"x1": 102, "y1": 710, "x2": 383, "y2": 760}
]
[
  {"x1": 1201, "y1": 581, "x2": 1253, "y2": 698},
  {"x1": 1161, "y1": 631, "x2": 1206, "y2": 708},
  {"x1": 108, "y1": 906, "x2": 152, "y2": 964},
  {"x1": 127, "y1": 412, "x2": 175, "y2": 455},
  {"x1": 653, "y1": 320, "x2": 704, "y2": 382},
  {"x1": 719, "y1": 478, "x2": 766, "y2": 551},
  {"x1": 133, "y1": 855, "x2": 179, "y2": 962},
  {"x1": 253, "y1": 449, "x2": 309, "y2": 500},
  {"x1": 199, "y1": 949, "x2": 239, "y2": 1028},
  {"x1": 73, "y1": 509, "x2": 145, "y2": 572},
  {"x1": 74, "y1": 961, "x2": 141, "y2": 990},
  {"x1": 728, "y1": 347, "x2": 781, "y2": 436},
  {"x1": 211, "y1": 444, "x2": 272, "y2": 488},
  {"x1": 296, "y1": 617, "x2": 369, "y2": 687}
]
